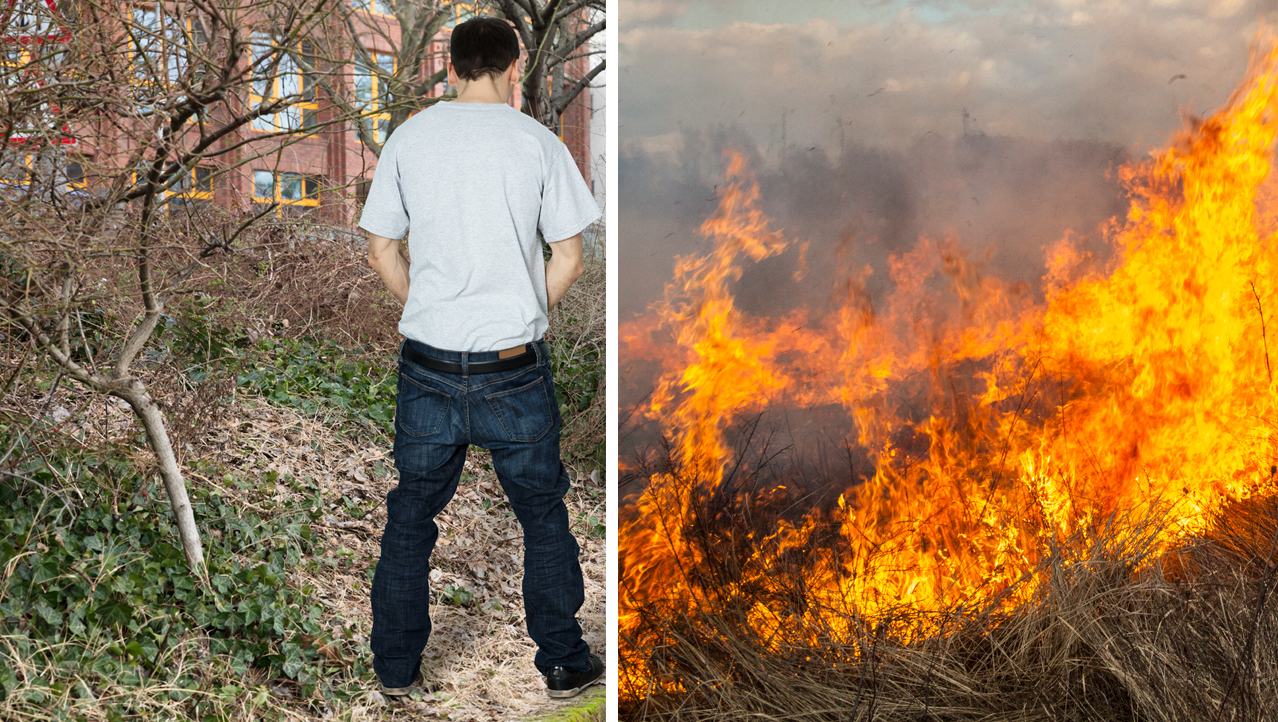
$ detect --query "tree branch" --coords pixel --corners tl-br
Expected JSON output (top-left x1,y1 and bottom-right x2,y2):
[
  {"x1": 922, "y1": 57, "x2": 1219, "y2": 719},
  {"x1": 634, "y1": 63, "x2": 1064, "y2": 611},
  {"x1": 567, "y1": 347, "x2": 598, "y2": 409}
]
[{"x1": 551, "y1": 58, "x2": 602, "y2": 115}]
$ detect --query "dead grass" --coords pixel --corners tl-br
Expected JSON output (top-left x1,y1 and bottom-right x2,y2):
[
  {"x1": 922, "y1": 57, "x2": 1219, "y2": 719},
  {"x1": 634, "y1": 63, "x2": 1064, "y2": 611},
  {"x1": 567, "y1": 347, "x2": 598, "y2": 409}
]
[{"x1": 622, "y1": 481, "x2": 1278, "y2": 722}]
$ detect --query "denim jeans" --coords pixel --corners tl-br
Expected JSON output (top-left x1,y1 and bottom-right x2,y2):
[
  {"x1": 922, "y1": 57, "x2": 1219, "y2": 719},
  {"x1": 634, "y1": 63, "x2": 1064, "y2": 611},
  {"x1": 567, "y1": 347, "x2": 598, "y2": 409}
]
[{"x1": 370, "y1": 338, "x2": 590, "y2": 687}]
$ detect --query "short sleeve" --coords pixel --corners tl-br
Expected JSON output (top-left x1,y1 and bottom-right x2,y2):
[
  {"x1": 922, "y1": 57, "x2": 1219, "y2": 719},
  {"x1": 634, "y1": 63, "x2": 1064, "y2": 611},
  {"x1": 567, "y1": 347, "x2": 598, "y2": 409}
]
[
  {"x1": 538, "y1": 140, "x2": 601, "y2": 242},
  {"x1": 357, "y1": 130, "x2": 410, "y2": 239}
]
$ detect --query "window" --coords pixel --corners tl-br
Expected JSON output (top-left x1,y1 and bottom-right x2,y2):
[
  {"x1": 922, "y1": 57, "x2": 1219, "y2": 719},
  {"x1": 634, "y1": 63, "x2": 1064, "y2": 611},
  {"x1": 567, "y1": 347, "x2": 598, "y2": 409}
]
[
  {"x1": 351, "y1": 0, "x2": 393, "y2": 15},
  {"x1": 170, "y1": 165, "x2": 212, "y2": 206},
  {"x1": 1, "y1": 44, "x2": 36, "y2": 135},
  {"x1": 2, "y1": 44, "x2": 30, "y2": 87},
  {"x1": 2, "y1": 41, "x2": 74, "y2": 143},
  {"x1": 298, "y1": 41, "x2": 319, "y2": 132},
  {"x1": 252, "y1": 169, "x2": 272, "y2": 200},
  {"x1": 125, "y1": 162, "x2": 210, "y2": 209},
  {"x1": 444, "y1": 2, "x2": 478, "y2": 27},
  {"x1": 0, "y1": 155, "x2": 34, "y2": 186},
  {"x1": 355, "y1": 51, "x2": 393, "y2": 144},
  {"x1": 131, "y1": 2, "x2": 206, "y2": 106},
  {"x1": 252, "y1": 170, "x2": 319, "y2": 214},
  {"x1": 250, "y1": 36, "x2": 315, "y2": 132}
]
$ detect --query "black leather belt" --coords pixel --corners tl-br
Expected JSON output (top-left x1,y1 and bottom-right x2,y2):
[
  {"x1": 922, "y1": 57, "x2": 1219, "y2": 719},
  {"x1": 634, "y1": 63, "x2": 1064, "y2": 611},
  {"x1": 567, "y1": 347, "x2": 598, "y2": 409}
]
[{"x1": 401, "y1": 342, "x2": 536, "y2": 375}]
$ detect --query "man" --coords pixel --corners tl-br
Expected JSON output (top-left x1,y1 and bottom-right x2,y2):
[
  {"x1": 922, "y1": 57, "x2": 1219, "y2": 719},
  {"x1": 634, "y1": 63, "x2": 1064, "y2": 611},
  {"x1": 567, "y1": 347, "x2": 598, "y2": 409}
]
[{"x1": 359, "y1": 16, "x2": 603, "y2": 703}]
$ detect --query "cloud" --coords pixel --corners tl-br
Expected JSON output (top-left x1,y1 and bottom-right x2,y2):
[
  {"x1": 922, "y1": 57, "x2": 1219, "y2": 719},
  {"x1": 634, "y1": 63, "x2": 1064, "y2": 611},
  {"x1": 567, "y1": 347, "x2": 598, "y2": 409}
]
[
  {"x1": 620, "y1": 0, "x2": 1275, "y2": 154},
  {"x1": 622, "y1": 0, "x2": 691, "y2": 28}
]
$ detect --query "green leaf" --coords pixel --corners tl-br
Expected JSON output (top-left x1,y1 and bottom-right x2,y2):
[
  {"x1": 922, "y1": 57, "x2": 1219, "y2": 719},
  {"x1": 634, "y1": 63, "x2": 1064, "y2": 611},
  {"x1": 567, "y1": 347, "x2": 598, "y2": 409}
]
[
  {"x1": 0, "y1": 661, "x2": 17, "y2": 694},
  {"x1": 34, "y1": 603, "x2": 61, "y2": 627}
]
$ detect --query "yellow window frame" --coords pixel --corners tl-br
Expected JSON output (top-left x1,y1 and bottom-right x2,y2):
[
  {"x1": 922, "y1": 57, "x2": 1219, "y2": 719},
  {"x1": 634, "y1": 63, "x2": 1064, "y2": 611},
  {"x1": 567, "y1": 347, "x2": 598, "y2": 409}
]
[
  {"x1": 252, "y1": 170, "x2": 320, "y2": 210},
  {"x1": 351, "y1": 0, "x2": 393, "y2": 17},
  {"x1": 2, "y1": 43, "x2": 32, "y2": 84},
  {"x1": 130, "y1": 2, "x2": 204, "y2": 108},
  {"x1": 249, "y1": 38, "x2": 314, "y2": 132},
  {"x1": 355, "y1": 50, "x2": 393, "y2": 145},
  {"x1": 297, "y1": 41, "x2": 319, "y2": 132},
  {"x1": 444, "y1": 2, "x2": 479, "y2": 27},
  {"x1": 0, "y1": 154, "x2": 36, "y2": 186},
  {"x1": 171, "y1": 165, "x2": 212, "y2": 202},
  {"x1": 64, "y1": 157, "x2": 89, "y2": 192}
]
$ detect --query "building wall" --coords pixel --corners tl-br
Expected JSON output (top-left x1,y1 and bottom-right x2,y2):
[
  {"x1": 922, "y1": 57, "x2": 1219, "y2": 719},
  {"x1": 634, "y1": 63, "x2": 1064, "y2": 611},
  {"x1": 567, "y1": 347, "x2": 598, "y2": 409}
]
[{"x1": 50, "y1": 4, "x2": 596, "y2": 224}]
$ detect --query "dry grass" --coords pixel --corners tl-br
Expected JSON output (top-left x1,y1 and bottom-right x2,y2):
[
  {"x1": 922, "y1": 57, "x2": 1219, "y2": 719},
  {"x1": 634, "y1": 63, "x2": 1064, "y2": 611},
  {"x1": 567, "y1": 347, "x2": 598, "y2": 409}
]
[{"x1": 622, "y1": 483, "x2": 1278, "y2": 722}]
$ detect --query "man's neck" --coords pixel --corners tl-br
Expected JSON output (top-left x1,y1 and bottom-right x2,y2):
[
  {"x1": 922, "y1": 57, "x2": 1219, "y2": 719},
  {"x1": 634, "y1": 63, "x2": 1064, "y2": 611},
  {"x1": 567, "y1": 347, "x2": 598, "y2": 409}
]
[{"x1": 454, "y1": 78, "x2": 511, "y2": 104}]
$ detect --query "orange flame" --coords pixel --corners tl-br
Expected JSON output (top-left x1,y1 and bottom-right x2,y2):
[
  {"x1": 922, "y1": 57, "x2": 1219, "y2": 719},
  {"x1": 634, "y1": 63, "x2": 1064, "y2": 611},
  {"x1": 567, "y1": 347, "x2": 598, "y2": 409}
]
[{"x1": 620, "y1": 36, "x2": 1278, "y2": 698}]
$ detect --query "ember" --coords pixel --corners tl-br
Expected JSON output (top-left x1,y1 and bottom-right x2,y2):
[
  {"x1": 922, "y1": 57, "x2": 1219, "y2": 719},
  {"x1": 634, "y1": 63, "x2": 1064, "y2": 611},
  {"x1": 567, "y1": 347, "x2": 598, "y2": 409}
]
[{"x1": 620, "y1": 34, "x2": 1278, "y2": 713}]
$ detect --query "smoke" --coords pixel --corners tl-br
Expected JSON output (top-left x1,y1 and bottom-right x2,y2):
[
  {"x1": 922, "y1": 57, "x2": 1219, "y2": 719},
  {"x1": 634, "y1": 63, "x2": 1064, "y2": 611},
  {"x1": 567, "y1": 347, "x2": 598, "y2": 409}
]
[
  {"x1": 622, "y1": 126, "x2": 1129, "y2": 318},
  {"x1": 620, "y1": 127, "x2": 1131, "y2": 469}
]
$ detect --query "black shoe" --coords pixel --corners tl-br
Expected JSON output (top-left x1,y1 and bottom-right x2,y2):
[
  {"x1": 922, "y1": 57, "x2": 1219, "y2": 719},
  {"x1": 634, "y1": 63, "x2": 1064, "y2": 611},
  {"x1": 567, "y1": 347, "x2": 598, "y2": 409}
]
[{"x1": 545, "y1": 653, "x2": 604, "y2": 698}]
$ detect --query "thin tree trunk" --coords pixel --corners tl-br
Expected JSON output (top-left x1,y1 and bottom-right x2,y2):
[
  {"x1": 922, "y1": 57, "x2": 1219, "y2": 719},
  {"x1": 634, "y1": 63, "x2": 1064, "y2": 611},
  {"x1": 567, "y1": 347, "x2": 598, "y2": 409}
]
[{"x1": 120, "y1": 387, "x2": 207, "y2": 576}]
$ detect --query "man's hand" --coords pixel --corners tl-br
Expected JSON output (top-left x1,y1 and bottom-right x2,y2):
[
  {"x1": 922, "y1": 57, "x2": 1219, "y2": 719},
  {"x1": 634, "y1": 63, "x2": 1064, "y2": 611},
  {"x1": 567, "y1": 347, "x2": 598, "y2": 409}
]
[
  {"x1": 367, "y1": 232, "x2": 410, "y2": 305},
  {"x1": 546, "y1": 233, "x2": 585, "y2": 311}
]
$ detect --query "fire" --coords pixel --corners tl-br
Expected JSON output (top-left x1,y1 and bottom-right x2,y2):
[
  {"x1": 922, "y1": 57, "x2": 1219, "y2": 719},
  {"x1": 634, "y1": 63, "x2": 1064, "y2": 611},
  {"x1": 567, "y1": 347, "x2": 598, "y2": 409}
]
[{"x1": 619, "y1": 37, "x2": 1278, "y2": 698}]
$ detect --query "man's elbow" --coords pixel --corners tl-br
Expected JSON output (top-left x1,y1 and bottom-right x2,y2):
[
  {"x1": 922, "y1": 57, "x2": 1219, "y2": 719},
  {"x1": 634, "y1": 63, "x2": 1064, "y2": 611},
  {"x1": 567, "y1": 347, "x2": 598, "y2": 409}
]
[
  {"x1": 569, "y1": 259, "x2": 585, "y2": 281},
  {"x1": 367, "y1": 245, "x2": 392, "y2": 273}
]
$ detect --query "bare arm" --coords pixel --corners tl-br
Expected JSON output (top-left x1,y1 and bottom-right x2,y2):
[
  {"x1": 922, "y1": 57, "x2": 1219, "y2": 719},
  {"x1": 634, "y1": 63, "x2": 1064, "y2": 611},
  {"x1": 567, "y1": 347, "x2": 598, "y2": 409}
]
[
  {"x1": 546, "y1": 233, "x2": 585, "y2": 311},
  {"x1": 367, "y1": 232, "x2": 411, "y2": 305}
]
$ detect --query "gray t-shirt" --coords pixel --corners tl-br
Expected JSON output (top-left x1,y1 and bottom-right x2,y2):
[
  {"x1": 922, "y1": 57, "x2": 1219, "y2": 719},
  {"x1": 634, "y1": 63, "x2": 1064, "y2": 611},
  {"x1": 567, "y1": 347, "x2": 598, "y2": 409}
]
[{"x1": 357, "y1": 102, "x2": 600, "y2": 351}]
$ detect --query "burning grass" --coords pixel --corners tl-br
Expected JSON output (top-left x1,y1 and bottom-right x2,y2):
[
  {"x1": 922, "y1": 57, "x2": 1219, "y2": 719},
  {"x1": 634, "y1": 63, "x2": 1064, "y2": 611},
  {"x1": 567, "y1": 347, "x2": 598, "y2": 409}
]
[
  {"x1": 623, "y1": 488, "x2": 1278, "y2": 721},
  {"x1": 620, "y1": 25, "x2": 1278, "y2": 722}
]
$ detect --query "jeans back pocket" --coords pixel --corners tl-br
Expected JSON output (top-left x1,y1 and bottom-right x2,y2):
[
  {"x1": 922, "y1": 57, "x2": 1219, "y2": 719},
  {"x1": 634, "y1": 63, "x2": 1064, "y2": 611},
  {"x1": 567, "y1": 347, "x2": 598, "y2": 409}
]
[
  {"x1": 397, "y1": 371, "x2": 452, "y2": 437},
  {"x1": 484, "y1": 375, "x2": 554, "y2": 443}
]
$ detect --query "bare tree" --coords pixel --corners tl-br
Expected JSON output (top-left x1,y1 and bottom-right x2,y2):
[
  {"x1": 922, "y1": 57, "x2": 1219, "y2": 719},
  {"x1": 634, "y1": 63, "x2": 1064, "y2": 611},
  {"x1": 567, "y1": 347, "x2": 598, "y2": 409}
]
[
  {"x1": 0, "y1": 0, "x2": 353, "y2": 577},
  {"x1": 303, "y1": 0, "x2": 455, "y2": 156},
  {"x1": 491, "y1": 0, "x2": 603, "y2": 132},
  {"x1": 314, "y1": 0, "x2": 604, "y2": 157}
]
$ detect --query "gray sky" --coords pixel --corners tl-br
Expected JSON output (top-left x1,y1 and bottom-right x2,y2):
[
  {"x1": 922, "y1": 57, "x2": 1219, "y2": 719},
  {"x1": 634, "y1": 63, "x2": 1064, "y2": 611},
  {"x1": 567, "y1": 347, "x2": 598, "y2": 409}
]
[{"x1": 620, "y1": 0, "x2": 1278, "y2": 158}]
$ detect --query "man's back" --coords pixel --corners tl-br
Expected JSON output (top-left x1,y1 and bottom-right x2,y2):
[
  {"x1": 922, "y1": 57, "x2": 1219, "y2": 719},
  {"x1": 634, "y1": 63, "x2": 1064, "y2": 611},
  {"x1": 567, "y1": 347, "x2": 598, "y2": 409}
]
[{"x1": 359, "y1": 102, "x2": 599, "y2": 352}]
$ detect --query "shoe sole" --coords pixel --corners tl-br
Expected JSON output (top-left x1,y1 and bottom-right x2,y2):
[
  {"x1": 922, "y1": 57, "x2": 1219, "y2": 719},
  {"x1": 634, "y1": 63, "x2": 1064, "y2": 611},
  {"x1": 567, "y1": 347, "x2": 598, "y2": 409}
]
[{"x1": 546, "y1": 676, "x2": 604, "y2": 699}]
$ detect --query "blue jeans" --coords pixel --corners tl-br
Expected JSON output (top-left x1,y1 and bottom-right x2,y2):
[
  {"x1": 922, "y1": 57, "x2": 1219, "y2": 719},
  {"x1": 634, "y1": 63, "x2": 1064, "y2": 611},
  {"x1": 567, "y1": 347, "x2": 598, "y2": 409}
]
[{"x1": 370, "y1": 338, "x2": 590, "y2": 687}]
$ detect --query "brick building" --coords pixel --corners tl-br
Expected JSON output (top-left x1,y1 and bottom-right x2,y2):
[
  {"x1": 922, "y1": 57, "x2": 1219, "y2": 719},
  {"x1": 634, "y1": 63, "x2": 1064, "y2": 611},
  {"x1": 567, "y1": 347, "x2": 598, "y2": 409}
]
[{"x1": 8, "y1": 0, "x2": 595, "y2": 222}]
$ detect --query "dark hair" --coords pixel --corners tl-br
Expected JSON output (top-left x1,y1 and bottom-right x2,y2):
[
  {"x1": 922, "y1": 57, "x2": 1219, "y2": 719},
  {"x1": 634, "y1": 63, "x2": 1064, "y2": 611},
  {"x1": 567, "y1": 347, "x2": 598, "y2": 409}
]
[{"x1": 449, "y1": 17, "x2": 520, "y2": 82}]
